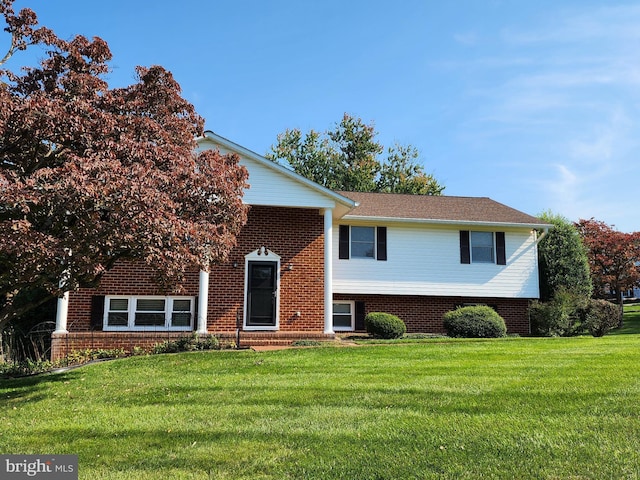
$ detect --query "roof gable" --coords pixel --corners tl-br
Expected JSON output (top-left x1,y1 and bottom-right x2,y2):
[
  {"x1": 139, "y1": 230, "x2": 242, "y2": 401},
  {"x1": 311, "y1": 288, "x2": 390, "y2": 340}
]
[
  {"x1": 197, "y1": 131, "x2": 355, "y2": 217},
  {"x1": 338, "y1": 191, "x2": 549, "y2": 228}
]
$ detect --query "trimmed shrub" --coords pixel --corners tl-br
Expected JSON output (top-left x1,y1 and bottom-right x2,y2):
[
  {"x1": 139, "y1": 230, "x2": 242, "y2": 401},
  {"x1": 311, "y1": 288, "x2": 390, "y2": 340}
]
[
  {"x1": 365, "y1": 312, "x2": 407, "y2": 339},
  {"x1": 443, "y1": 306, "x2": 507, "y2": 338},
  {"x1": 583, "y1": 299, "x2": 620, "y2": 337}
]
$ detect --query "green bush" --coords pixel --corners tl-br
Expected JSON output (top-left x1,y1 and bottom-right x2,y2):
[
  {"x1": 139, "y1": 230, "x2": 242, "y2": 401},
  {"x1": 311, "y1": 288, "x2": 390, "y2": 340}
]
[
  {"x1": 0, "y1": 348, "x2": 127, "y2": 378},
  {"x1": 365, "y1": 312, "x2": 407, "y2": 339},
  {"x1": 152, "y1": 334, "x2": 220, "y2": 354},
  {"x1": 0, "y1": 359, "x2": 54, "y2": 377},
  {"x1": 442, "y1": 306, "x2": 507, "y2": 338},
  {"x1": 65, "y1": 348, "x2": 127, "y2": 365},
  {"x1": 291, "y1": 339, "x2": 322, "y2": 347},
  {"x1": 583, "y1": 299, "x2": 620, "y2": 337},
  {"x1": 529, "y1": 288, "x2": 588, "y2": 337}
]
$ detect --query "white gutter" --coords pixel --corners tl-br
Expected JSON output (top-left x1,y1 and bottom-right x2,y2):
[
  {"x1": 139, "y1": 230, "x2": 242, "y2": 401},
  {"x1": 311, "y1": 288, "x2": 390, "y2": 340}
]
[{"x1": 342, "y1": 215, "x2": 553, "y2": 231}]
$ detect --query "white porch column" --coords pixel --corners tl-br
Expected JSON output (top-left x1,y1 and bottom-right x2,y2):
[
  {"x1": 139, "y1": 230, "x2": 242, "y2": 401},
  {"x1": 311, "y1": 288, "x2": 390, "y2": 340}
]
[
  {"x1": 54, "y1": 291, "x2": 69, "y2": 334},
  {"x1": 323, "y1": 208, "x2": 334, "y2": 334},
  {"x1": 197, "y1": 269, "x2": 209, "y2": 334}
]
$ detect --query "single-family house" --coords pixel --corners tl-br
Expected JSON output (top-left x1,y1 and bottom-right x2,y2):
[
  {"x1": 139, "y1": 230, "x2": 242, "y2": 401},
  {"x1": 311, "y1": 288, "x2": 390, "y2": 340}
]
[{"x1": 51, "y1": 132, "x2": 550, "y2": 358}]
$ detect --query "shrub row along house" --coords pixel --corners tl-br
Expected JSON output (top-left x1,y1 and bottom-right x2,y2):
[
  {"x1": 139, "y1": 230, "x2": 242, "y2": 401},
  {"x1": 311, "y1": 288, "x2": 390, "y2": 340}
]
[{"x1": 51, "y1": 132, "x2": 550, "y2": 358}]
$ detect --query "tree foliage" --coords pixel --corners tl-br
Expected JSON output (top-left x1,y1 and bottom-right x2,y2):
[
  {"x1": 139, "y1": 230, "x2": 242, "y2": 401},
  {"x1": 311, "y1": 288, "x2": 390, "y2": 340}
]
[
  {"x1": 537, "y1": 211, "x2": 592, "y2": 302},
  {"x1": 0, "y1": 0, "x2": 249, "y2": 329},
  {"x1": 575, "y1": 218, "x2": 640, "y2": 318},
  {"x1": 267, "y1": 114, "x2": 444, "y2": 195}
]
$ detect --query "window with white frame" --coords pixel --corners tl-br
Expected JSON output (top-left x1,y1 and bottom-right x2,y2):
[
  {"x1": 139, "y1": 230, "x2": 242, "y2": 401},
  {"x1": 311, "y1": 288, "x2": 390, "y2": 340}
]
[
  {"x1": 338, "y1": 225, "x2": 387, "y2": 261},
  {"x1": 470, "y1": 231, "x2": 495, "y2": 263},
  {"x1": 351, "y1": 226, "x2": 375, "y2": 258},
  {"x1": 332, "y1": 301, "x2": 355, "y2": 331},
  {"x1": 460, "y1": 230, "x2": 506, "y2": 265},
  {"x1": 104, "y1": 296, "x2": 194, "y2": 331}
]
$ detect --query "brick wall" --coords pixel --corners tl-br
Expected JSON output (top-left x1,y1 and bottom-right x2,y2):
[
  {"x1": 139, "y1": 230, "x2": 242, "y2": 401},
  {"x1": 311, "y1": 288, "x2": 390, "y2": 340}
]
[
  {"x1": 60, "y1": 206, "x2": 326, "y2": 357},
  {"x1": 333, "y1": 294, "x2": 531, "y2": 335},
  {"x1": 66, "y1": 266, "x2": 200, "y2": 332},
  {"x1": 206, "y1": 205, "x2": 325, "y2": 332}
]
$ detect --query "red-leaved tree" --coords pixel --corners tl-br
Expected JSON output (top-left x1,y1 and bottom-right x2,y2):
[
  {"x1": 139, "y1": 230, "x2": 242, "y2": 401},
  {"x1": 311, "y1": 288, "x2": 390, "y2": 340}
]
[
  {"x1": 575, "y1": 218, "x2": 640, "y2": 322},
  {"x1": 0, "y1": 0, "x2": 248, "y2": 329}
]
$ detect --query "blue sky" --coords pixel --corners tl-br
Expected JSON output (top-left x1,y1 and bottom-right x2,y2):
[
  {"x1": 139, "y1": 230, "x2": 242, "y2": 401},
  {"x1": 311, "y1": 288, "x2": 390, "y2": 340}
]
[{"x1": 7, "y1": 1, "x2": 640, "y2": 232}]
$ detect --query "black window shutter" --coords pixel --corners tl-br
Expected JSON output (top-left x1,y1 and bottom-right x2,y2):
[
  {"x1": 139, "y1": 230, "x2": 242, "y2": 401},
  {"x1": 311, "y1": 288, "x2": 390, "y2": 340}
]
[
  {"x1": 194, "y1": 296, "x2": 198, "y2": 329},
  {"x1": 460, "y1": 230, "x2": 471, "y2": 264},
  {"x1": 376, "y1": 227, "x2": 387, "y2": 261},
  {"x1": 339, "y1": 225, "x2": 350, "y2": 259},
  {"x1": 355, "y1": 301, "x2": 366, "y2": 331},
  {"x1": 90, "y1": 295, "x2": 105, "y2": 331},
  {"x1": 496, "y1": 232, "x2": 506, "y2": 265}
]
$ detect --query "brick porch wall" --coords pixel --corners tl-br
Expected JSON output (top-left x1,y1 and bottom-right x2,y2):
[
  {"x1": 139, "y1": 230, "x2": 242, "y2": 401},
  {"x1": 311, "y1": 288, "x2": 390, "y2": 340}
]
[{"x1": 333, "y1": 294, "x2": 532, "y2": 335}]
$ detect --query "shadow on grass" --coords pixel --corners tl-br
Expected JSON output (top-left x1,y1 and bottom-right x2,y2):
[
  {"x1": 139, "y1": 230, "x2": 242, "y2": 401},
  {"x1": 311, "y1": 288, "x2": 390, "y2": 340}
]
[
  {"x1": 0, "y1": 369, "x2": 82, "y2": 403},
  {"x1": 610, "y1": 304, "x2": 640, "y2": 335}
]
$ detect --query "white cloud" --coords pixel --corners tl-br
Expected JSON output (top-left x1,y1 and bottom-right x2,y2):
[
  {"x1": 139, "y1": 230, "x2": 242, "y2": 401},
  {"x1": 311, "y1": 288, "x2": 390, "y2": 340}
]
[
  {"x1": 453, "y1": 31, "x2": 479, "y2": 46},
  {"x1": 449, "y1": 4, "x2": 640, "y2": 232},
  {"x1": 501, "y1": 4, "x2": 640, "y2": 45}
]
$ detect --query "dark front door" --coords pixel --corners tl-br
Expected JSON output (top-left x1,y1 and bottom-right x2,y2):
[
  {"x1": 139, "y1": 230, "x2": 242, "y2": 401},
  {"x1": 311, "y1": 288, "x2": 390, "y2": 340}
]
[{"x1": 246, "y1": 261, "x2": 277, "y2": 327}]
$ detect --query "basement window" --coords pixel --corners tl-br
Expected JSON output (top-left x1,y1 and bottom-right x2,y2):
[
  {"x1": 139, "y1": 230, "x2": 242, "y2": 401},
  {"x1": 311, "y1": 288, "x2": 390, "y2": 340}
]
[
  {"x1": 332, "y1": 301, "x2": 355, "y2": 331},
  {"x1": 104, "y1": 296, "x2": 194, "y2": 331}
]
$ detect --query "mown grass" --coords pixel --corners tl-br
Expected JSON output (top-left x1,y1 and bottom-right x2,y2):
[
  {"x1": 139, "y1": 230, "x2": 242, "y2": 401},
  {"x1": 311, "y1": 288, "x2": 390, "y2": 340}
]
[
  {"x1": 613, "y1": 303, "x2": 640, "y2": 335},
  {"x1": 2, "y1": 331, "x2": 640, "y2": 479}
]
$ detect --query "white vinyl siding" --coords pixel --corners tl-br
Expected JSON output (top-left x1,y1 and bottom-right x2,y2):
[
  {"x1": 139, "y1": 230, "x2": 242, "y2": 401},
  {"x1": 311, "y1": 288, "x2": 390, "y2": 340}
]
[
  {"x1": 333, "y1": 223, "x2": 540, "y2": 298},
  {"x1": 197, "y1": 138, "x2": 338, "y2": 210}
]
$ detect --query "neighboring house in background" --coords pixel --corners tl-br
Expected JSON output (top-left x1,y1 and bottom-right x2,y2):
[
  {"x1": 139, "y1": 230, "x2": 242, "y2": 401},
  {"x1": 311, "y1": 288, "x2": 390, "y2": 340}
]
[{"x1": 52, "y1": 132, "x2": 550, "y2": 359}]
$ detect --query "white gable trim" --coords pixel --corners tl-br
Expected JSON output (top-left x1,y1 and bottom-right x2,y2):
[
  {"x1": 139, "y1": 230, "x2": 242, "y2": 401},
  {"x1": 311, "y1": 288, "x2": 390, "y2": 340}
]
[{"x1": 197, "y1": 131, "x2": 356, "y2": 219}]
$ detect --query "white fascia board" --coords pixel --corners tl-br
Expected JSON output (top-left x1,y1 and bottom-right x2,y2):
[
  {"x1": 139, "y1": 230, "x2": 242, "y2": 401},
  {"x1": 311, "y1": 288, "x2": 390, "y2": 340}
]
[
  {"x1": 198, "y1": 131, "x2": 357, "y2": 218},
  {"x1": 342, "y1": 215, "x2": 553, "y2": 230}
]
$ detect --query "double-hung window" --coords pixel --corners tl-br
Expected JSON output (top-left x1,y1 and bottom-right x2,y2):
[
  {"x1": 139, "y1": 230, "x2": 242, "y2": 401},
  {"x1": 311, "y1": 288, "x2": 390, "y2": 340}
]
[
  {"x1": 104, "y1": 296, "x2": 194, "y2": 331},
  {"x1": 471, "y1": 231, "x2": 494, "y2": 263},
  {"x1": 351, "y1": 226, "x2": 375, "y2": 258},
  {"x1": 338, "y1": 225, "x2": 387, "y2": 261},
  {"x1": 332, "y1": 301, "x2": 355, "y2": 331},
  {"x1": 460, "y1": 230, "x2": 506, "y2": 265}
]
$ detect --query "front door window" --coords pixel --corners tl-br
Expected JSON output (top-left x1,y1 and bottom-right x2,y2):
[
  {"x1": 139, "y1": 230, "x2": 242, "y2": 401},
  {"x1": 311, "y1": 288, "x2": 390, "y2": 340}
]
[{"x1": 246, "y1": 261, "x2": 277, "y2": 327}]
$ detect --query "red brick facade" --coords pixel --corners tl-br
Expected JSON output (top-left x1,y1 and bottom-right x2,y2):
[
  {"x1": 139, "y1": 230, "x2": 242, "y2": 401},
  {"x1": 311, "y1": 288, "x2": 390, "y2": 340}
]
[
  {"x1": 333, "y1": 294, "x2": 531, "y2": 335},
  {"x1": 206, "y1": 205, "x2": 326, "y2": 332},
  {"x1": 53, "y1": 205, "x2": 327, "y2": 359}
]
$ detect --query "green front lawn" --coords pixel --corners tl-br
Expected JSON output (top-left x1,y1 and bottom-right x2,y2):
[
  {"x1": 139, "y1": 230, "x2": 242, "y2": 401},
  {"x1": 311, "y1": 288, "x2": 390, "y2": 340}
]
[
  {"x1": 614, "y1": 303, "x2": 640, "y2": 335},
  {"x1": 2, "y1": 333, "x2": 640, "y2": 479}
]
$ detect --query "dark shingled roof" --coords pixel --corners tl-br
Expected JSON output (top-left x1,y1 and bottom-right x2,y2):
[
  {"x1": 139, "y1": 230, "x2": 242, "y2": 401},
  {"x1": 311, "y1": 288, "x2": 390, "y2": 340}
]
[{"x1": 337, "y1": 191, "x2": 548, "y2": 226}]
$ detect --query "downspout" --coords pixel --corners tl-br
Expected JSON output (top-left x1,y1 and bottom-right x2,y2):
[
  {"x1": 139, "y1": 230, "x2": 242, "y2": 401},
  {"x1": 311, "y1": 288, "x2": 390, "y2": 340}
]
[{"x1": 535, "y1": 227, "x2": 550, "y2": 244}]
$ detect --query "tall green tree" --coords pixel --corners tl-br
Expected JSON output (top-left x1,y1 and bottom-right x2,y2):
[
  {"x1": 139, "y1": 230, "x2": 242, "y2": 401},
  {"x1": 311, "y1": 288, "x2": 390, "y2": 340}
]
[
  {"x1": 267, "y1": 114, "x2": 444, "y2": 195},
  {"x1": 537, "y1": 212, "x2": 592, "y2": 302}
]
